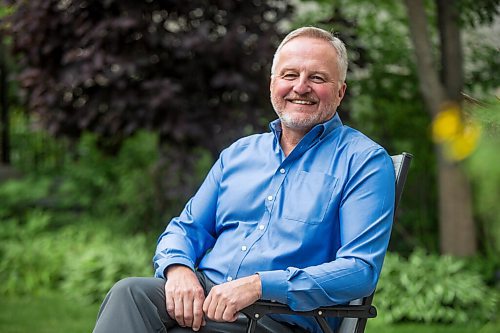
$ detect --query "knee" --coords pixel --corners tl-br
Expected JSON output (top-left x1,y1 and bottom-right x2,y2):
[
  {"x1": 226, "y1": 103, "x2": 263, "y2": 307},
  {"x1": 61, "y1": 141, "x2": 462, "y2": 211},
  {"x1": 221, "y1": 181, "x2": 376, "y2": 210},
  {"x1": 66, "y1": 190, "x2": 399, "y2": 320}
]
[
  {"x1": 109, "y1": 277, "x2": 154, "y2": 300},
  {"x1": 113, "y1": 277, "x2": 143, "y2": 290}
]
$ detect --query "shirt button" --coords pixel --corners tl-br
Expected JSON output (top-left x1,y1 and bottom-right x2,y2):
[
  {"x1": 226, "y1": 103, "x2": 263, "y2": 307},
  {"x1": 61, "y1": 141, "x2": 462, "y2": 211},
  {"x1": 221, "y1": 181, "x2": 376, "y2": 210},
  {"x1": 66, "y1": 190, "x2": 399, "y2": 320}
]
[
  {"x1": 258, "y1": 225, "x2": 265, "y2": 230},
  {"x1": 241, "y1": 245, "x2": 247, "y2": 251},
  {"x1": 279, "y1": 168, "x2": 285, "y2": 174},
  {"x1": 227, "y1": 276, "x2": 233, "y2": 282},
  {"x1": 267, "y1": 195, "x2": 273, "y2": 201}
]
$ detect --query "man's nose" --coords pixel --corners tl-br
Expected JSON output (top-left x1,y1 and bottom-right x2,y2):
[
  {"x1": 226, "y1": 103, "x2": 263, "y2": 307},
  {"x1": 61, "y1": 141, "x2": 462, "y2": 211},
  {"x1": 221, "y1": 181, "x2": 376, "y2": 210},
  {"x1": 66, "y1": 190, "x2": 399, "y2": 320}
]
[{"x1": 292, "y1": 76, "x2": 311, "y2": 95}]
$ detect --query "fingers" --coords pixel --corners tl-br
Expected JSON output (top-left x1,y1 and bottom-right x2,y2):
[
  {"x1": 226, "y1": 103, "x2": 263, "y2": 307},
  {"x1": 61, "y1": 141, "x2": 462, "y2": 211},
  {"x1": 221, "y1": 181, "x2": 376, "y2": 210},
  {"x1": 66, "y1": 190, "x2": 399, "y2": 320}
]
[
  {"x1": 203, "y1": 276, "x2": 262, "y2": 322},
  {"x1": 183, "y1": 293, "x2": 194, "y2": 328},
  {"x1": 191, "y1": 295, "x2": 205, "y2": 331},
  {"x1": 165, "y1": 284, "x2": 176, "y2": 323},
  {"x1": 203, "y1": 291, "x2": 219, "y2": 321},
  {"x1": 164, "y1": 273, "x2": 206, "y2": 330},
  {"x1": 214, "y1": 298, "x2": 226, "y2": 321},
  {"x1": 165, "y1": 285, "x2": 186, "y2": 326},
  {"x1": 173, "y1": 294, "x2": 185, "y2": 326},
  {"x1": 203, "y1": 287, "x2": 238, "y2": 322},
  {"x1": 186, "y1": 287, "x2": 205, "y2": 331},
  {"x1": 202, "y1": 292, "x2": 213, "y2": 319}
]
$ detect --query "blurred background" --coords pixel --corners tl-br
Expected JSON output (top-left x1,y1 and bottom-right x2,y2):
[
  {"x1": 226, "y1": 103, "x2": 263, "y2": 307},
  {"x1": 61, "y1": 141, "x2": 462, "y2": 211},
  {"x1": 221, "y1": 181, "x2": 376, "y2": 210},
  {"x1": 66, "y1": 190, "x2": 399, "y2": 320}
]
[{"x1": 0, "y1": 0, "x2": 498, "y2": 332}]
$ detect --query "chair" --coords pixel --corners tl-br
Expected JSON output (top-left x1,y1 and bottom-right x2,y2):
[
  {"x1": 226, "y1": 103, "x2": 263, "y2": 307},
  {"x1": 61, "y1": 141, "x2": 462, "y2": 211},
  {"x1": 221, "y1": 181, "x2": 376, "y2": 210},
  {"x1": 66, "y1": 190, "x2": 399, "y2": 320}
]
[{"x1": 241, "y1": 152, "x2": 413, "y2": 333}]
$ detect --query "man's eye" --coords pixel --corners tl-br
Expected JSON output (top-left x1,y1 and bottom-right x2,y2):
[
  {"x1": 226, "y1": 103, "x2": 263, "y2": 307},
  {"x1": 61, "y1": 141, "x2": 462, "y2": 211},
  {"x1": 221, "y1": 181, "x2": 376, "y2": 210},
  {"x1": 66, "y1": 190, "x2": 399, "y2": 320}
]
[
  {"x1": 311, "y1": 75, "x2": 326, "y2": 83},
  {"x1": 282, "y1": 73, "x2": 298, "y2": 80}
]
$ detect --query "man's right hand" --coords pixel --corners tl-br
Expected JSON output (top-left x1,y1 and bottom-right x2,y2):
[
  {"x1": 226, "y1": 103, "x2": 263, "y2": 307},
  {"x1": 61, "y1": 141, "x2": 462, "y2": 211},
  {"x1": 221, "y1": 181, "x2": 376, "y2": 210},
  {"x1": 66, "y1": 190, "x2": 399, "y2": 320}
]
[{"x1": 165, "y1": 265, "x2": 206, "y2": 331}]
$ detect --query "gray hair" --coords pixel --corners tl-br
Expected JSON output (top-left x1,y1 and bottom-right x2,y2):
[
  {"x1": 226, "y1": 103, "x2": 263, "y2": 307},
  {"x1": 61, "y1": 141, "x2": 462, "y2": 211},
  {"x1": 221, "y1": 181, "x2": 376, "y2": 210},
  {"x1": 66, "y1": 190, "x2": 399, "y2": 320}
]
[{"x1": 271, "y1": 26, "x2": 348, "y2": 83}]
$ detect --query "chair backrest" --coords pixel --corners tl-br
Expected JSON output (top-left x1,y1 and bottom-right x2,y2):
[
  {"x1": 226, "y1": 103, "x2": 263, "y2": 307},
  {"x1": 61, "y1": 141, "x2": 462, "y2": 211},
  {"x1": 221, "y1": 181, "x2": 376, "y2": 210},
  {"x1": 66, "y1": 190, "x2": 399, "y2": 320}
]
[{"x1": 338, "y1": 152, "x2": 413, "y2": 333}]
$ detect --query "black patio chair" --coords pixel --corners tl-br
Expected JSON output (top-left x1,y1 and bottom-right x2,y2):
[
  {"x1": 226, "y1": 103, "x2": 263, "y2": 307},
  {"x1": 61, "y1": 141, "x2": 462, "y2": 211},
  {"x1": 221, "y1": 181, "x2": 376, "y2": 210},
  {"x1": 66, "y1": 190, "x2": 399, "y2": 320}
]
[{"x1": 241, "y1": 152, "x2": 413, "y2": 333}]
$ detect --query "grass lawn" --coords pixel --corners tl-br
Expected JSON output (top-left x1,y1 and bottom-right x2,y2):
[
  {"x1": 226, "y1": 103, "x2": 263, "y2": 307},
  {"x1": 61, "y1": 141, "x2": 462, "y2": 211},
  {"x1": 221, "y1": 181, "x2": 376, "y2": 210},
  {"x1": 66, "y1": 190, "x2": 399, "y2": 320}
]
[
  {"x1": 366, "y1": 317, "x2": 497, "y2": 333},
  {"x1": 0, "y1": 294, "x2": 99, "y2": 333},
  {"x1": 0, "y1": 294, "x2": 496, "y2": 333}
]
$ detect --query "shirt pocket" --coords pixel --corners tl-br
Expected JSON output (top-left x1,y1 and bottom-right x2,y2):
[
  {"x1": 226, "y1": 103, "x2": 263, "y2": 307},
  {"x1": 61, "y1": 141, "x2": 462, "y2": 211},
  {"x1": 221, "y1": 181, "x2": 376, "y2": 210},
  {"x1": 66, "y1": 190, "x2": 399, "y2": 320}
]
[{"x1": 283, "y1": 171, "x2": 338, "y2": 224}]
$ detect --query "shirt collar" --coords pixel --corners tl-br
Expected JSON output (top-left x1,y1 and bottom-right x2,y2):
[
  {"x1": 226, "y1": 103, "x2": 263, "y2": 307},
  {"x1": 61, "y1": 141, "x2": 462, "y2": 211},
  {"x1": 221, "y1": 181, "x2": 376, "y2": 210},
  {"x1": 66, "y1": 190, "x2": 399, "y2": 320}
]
[{"x1": 269, "y1": 112, "x2": 343, "y2": 141}]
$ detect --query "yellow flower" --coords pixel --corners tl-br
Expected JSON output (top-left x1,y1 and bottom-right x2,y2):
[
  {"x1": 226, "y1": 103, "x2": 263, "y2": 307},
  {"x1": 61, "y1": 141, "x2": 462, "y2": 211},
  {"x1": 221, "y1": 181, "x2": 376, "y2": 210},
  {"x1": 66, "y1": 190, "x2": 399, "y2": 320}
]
[
  {"x1": 431, "y1": 103, "x2": 481, "y2": 161},
  {"x1": 432, "y1": 104, "x2": 462, "y2": 143},
  {"x1": 446, "y1": 122, "x2": 481, "y2": 161}
]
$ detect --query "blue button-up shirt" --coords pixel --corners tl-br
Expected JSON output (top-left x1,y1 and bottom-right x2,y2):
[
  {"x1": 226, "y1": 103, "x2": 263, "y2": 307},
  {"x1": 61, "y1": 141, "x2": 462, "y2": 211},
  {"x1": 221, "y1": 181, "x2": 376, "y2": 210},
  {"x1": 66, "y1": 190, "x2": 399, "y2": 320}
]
[{"x1": 153, "y1": 113, "x2": 395, "y2": 332}]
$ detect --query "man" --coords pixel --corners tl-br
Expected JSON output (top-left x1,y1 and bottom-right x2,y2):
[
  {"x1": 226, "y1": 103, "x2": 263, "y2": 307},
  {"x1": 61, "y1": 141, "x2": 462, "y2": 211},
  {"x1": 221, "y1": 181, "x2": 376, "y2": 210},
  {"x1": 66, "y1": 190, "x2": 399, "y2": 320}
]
[{"x1": 93, "y1": 26, "x2": 395, "y2": 333}]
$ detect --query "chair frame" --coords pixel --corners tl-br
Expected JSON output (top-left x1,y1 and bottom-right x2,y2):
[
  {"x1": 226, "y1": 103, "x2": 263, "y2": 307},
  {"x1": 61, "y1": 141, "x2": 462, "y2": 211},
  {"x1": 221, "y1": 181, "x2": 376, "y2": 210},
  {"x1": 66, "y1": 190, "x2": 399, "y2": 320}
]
[{"x1": 241, "y1": 152, "x2": 413, "y2": 333}]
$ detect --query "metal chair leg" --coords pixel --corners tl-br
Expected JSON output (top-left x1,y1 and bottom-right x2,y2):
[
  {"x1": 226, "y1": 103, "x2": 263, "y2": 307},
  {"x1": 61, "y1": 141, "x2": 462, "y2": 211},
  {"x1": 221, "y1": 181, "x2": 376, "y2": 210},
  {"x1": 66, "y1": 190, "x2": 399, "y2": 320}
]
[
  {"x1": 314, "y1": 316, "x2": 334, "y2": 333},
  {"x1": 245, "y1": 318, "x2": 258, "y2": 333}
]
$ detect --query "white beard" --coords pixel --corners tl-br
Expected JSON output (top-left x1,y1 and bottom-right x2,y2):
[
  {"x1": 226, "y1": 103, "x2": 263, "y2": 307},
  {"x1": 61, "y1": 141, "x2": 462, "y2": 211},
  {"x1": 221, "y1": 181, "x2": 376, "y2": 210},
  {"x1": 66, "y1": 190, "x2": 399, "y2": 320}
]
[{"x1": 271, "y1": 96, "x2": 337, "y2": 131}]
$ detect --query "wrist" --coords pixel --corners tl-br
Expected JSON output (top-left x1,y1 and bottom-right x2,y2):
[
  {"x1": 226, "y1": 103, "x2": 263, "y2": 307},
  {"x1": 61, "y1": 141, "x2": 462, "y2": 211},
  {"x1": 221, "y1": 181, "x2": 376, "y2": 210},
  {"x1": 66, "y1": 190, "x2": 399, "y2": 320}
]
[
  {"x1": 165, "y1": 264, "x2": 193, "y2": 278},
  {"x1": 253, "y1": 274, "x2": 262, "y2": 299}
]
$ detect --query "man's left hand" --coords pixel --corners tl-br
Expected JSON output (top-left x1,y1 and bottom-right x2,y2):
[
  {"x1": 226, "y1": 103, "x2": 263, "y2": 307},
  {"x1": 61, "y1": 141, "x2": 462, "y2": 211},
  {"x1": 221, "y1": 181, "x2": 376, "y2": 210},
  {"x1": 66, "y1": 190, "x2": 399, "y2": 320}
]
[{"x1": 203, "y1": 274, "x2": 262, "y2": 322}]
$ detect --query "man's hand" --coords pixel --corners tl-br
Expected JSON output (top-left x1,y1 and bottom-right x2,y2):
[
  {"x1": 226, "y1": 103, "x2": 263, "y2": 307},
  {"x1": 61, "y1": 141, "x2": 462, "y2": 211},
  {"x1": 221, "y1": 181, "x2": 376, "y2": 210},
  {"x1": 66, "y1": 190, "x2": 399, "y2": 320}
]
[
  {"x1": 165, "y1": 265, "x2": 206, "y2": 331},
  {"x1": 203, "y1": 274, "x2": 262, "y2": 322}
]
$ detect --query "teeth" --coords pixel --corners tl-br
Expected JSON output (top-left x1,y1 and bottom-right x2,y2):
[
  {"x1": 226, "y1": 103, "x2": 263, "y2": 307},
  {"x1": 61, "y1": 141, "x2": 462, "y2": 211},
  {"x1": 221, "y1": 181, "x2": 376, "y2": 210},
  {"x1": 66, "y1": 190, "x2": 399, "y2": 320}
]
[{"x1": 291, "y1": 100, "x2": 314, "y2": 105}]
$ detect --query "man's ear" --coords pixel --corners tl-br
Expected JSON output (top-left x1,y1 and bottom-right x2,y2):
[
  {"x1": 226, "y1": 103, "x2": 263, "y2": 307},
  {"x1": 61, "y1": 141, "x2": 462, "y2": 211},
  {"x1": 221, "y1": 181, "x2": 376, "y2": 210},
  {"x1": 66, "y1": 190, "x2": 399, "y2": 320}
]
[{"x1": 338, "y1": 82, "x2": 347, "y2": 100}]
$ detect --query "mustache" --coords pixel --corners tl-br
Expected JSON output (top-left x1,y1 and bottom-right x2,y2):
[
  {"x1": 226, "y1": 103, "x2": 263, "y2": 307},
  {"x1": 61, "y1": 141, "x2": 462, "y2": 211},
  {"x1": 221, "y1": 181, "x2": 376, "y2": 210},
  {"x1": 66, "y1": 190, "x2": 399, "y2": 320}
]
[{"x1": 284, "y1": 94, "x2": 318, "y2": 103}]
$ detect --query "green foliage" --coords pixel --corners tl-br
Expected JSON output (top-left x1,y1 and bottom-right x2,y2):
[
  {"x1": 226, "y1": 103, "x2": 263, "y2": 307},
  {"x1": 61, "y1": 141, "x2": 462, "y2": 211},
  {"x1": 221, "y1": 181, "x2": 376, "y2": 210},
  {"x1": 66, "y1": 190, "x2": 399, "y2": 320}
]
[
  {"x1": 0, "y1": 211, "x2": 65, "y2": 295},
  {"x1": 466, "y1": 100, "x2": 500, "y2": 274},
  {"x1": 0, "y1": 129, "x2": 164, "y2": 232},
  {"x1": 458, "y1": 0, "x2": 500, "y2": 27},
  {"x1": 0, "y1": 3, "x2": 15, "y2": 19},
  {"x1": 0, "y1": 212, "x2": 153, "y2": 302},
  {"x1": 376, "y1": 250, "x2": 498, "y2": 324},
  {"x1": 61, "y1": 226, "x2": 153, "y2": 303},
  {"x1": 58, "y1": 131, "x2": 161, "y2": 231},
  {"x1": 0, "y1": 121, "x2": 215, "y2": 302}
]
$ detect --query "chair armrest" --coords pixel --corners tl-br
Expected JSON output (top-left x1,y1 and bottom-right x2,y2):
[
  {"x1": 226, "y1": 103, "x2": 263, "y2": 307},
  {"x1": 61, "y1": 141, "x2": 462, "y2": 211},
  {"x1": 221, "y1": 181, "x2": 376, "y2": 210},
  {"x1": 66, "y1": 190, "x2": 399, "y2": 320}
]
[
  {"x1": 241, "y1": 301, "x2": 377, "y2": 333},
  {"x1": 241, "y1": 300, "x2": 377, "y2": 319}
]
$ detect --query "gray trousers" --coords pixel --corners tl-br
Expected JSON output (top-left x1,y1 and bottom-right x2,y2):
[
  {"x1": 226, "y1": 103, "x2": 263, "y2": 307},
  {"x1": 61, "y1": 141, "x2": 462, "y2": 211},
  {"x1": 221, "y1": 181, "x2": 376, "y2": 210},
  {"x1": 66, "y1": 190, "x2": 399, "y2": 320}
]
[{"x1": 92, "y1": 272, "x2": 307, "y2": 333}]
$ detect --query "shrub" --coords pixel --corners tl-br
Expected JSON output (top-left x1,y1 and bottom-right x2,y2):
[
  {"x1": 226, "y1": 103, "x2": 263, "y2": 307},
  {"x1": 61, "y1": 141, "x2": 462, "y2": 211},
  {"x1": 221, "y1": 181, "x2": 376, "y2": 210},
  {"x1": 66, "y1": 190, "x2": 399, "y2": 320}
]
[
  {"x1": 0, "y1": 130, "x2": 164, "y2": 232},
  {"x1": 375, "y1": 249, "x2": 498, "y2": 324},
  {"x1": 61, "y1": 224, "x2": 153, "y2": 303},
  {"x1": 0, "y1": 211, "x2": 66, "y2": 295},
  {"x1": 0, "y1": 213, "x2": 153, "y2": 302}
]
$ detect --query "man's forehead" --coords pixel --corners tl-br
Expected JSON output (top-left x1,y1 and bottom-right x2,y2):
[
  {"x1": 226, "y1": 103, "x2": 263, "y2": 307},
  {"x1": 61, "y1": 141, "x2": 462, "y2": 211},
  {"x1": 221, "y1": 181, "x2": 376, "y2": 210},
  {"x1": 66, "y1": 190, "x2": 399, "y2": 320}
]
[
  {"x1": 275, "y1": 37, "x2": 338, "y2": 73},
  {"x1": 281, "y1": 36, "x2": 335, "y2": 52}
]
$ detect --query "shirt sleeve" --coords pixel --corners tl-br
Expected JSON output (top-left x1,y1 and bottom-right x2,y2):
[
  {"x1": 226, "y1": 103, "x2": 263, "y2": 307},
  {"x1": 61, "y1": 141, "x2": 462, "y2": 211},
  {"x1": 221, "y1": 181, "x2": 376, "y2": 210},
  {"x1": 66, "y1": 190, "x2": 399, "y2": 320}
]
[
  {"x1": 258, "y1": 147, "x2": 396, "y2": 310},
  {"x1": 152, "y1": 156, "x2": 223, "y2": 279}
]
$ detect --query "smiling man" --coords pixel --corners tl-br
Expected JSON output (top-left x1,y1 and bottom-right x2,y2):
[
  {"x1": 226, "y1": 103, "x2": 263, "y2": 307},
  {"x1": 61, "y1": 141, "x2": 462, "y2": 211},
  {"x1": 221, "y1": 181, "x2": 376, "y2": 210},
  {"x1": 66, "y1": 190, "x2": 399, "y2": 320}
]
[
  {"x1": 270, "y1": 32, "x2": 347, "y2": 156},
  {"x1": 93, "y1": 27, "x2": 395, "y2": 333}
]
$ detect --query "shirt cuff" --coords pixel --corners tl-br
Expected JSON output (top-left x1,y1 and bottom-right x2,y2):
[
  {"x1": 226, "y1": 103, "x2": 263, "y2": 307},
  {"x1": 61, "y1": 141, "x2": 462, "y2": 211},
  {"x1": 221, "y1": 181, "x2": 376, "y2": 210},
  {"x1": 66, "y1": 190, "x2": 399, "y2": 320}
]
[
  {"x1": 154, "y1": 256, "x2": 195, "y2": 279},
  {"x1": 257, "y1": 270, "x2": 288, "y2": 304}
]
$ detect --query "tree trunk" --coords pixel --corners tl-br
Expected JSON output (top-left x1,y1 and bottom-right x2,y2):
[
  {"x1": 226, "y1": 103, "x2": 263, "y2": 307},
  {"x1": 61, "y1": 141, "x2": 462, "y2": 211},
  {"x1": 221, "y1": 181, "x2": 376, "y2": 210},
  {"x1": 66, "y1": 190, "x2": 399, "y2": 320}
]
[
  {"x1": 437, "y1": 0, "x2": 464, "y2": 101},
  {"x1": 437, "y1": 153, "x2": 477, "y2": 255},
  {"x1": 404, "y1": 0, "x2": 477, "y2": 256},
  {"x1": 404, "y1": 0, "x2": 446, "y2": 114}
]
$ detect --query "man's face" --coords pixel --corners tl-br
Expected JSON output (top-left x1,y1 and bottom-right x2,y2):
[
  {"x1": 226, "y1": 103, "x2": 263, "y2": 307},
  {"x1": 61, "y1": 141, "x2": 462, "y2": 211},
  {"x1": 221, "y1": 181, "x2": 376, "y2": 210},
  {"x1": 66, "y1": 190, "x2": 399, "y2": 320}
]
[{"x1": 270, "y1": 36, "x2": 346, "y2": 132}]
